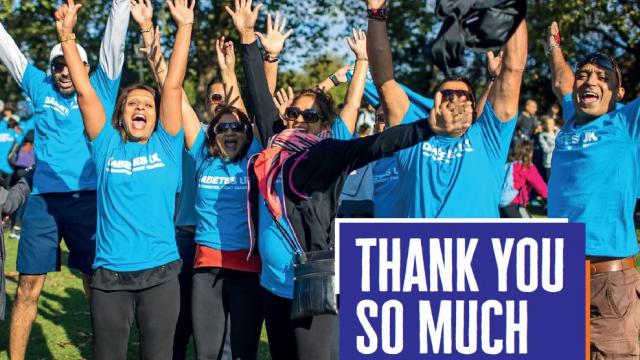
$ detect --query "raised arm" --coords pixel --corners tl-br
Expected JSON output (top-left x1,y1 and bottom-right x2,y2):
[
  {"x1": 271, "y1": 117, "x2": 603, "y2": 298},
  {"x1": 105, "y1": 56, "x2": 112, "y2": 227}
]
[
  {"x1": 317, "y1": 65, "x2": 350, "y2": 93},
  {"x1": 227, "y1": 0, "x2": 284, "y2": 145},
  {"x1": 256, "y1": 12, "x2": 293, "y2": 95},
  {"x1": 0, "y1": 23, "x2": 28, "y2": 87},
  {"x1": 99, "y1": 0, "x2": 130, "y2": 79},
  {"x1": 56, "y1": 1, "x2": 105, "y2": 140},
  {"x1": 366, "y1": 0, "x2": 410, "y2": 127},
  {"x1": 216, "y1": 37, "x2": 247, "y2": 115},
  {"x1": 339, "y1": 28, "x2": 369, "y2": 134},
  {"x1": 488, "y1": 19, "x2": 528, "y2": 122},
  {"x1": 161, "y1": 0, "x2": 195, "y2": 136},
  {"x1": 476, "y1": 50, "x2": 502, "y2": 119},
  {"x1": 547, "y1": 22, "x2": 574, "y2": 101}
]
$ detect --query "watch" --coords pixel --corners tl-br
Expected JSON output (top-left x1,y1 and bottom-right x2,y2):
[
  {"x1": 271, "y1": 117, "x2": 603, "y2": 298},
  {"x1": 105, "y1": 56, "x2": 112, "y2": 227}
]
[{"x1": 367, "y1": 8, "x2": 388, "y2": 21}]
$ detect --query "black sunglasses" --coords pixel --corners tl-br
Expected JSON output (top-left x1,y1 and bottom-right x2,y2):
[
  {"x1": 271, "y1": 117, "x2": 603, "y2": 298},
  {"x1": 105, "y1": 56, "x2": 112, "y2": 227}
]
[
  {"x1": 284, "y1": 107, "x2": 323, "y2": 123},
  {"x1": 209, "y1": 93, "x2": 224, "y2": 103},
  {"x1": 214, "y1": 121, "x2": 246, "y2": 135},
  {"x1": 577, "y1": 52, "x2": 621, "y2": 84},
  {"x1": 440, "y1": 89, "x2": 476, "y2": 105},
  {"x1": 51, "y1": 58, "x2": 68, "y2": 73}
]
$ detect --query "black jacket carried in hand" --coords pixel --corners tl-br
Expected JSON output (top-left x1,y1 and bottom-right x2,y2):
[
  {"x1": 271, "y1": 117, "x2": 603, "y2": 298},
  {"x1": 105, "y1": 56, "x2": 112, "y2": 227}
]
[{"x1": 428, "y1": 0, "x2": 527, "y2": 75}]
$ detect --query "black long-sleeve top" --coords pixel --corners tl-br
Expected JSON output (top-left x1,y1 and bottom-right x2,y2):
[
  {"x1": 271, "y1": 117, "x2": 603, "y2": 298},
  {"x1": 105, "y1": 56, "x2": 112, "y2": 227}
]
[{"x1": 241, "y1": 41, "x2": 436, "y2": 253}]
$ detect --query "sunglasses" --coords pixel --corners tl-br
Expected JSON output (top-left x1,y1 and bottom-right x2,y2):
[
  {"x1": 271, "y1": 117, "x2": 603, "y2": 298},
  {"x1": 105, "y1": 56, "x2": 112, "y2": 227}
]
[
  {"x1": 209, "y1": 93, "x2": 224, "y2": 103},
  {"x1": 284, "y1": 107, "x2": 323, "y2": 123},
  {"x1": 440, "y1": 89, "x2": 475, "y2": 105},
  {"x1": 214, "y1": 121, "x2": 246, "y2": 135},
  {"x1": 51, "y1": 58, "x2": 86, "y2": 73},
  {"x1": 577, "y1": 53, "x2": 621, "y2": 84}
]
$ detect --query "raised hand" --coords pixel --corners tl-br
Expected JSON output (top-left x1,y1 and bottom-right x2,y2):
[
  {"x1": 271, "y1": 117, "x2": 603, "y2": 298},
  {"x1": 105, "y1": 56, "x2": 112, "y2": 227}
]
[
  {"x1": 255, "y1": 12, "x2": 293, "y2": 57},
  {"x1": 486, "y1": 50, "x2": 503, "y2": 78},
  {"x1": 225, "y1": 0, "x2": 263, "y2": 43},
  {"x1": 140, "y1": 26, "x2": 162, "y2": 61},
  {"x1": 55, "y1": 0, "x2": 82, "y2": 34},
  {"x1": 273, "y1": 86, "x2": 294, "y2": 118},
  {"x1": 216, "y1": 36, "x2": 236, "y2": 73},
  {"x1": 429, "y1": 91, "x2": 472, "y2": 137},
  {"x1": 366, "y1": 0, "x2": 387, "y2": 10},
  {"x1": 167, "y1": 0, "x2": 195, "y2": 27},
  {"x1": 347, "y1": 28, "x2": 367, "y2": 60},
  {"x1": 548, "y1": 21, "x2": 561, "y2": 48},
  {"x1": 131, "y1": 0, "x2": 154, "y2": 28}
]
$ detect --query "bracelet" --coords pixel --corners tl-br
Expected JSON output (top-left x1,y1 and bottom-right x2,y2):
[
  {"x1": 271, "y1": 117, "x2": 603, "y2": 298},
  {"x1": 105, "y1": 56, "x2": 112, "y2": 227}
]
[
  {"x1": 140, "y1": 23, "x2": 153, "y2": 33},
  {"x1": 546, "y1": 44, "x2": 561, "y2": 56},
  {"x1": 58, "y1": 33, "x2": 76, "y2": 43},
  {"x1": 179, "y1": 22, "x2": 194, "y2": 28},
  {"x1": 263, "y1": 53, "x2": 279, "y2": 63},
  {"x1": 356, "y1": 58, "x2": 369, "y2": 62},
  {"x1": 329, "y1": 74, "x2": 340, "y2": 86},
  {"x1": 488, "y1": 74, "x2": 497, "y2": 82},
  {"x1": 367, "y1": 8, "x2": 388, "y2": 21}
]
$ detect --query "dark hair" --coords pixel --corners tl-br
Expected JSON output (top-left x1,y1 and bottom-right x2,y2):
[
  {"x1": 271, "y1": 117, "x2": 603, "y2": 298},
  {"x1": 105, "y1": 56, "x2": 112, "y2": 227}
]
[
  {"x1": 293, "y1": 88, "x2": 338, "y2": 126},
  {"x1": 205, "y1": 106, "x2": 253, "y2": 162},
  {"x1": 3, "y1": 103, "x2": 15, "y2": 113},
  {"x1": 511, "y1": 140, "x2": 534, "y2": 168},
  {"x1": 7, "y1": 118, "x2": 19, "y2": 129},
  {"x1": 111, "y1": 84, "x2": 160, "y2": 141},
  {"x1": 358, "y1": 123, "x2": 371, "y2": 137}
]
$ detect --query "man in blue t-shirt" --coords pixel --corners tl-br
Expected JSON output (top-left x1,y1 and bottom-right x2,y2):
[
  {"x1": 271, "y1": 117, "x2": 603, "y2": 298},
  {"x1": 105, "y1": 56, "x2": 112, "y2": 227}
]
[
  {"x1": 366, "y1": 0, "x2": 528, "y2": 218},
  {"x1": 547, "y1": 22, "x2": 640, "y2": 358},
  {"x1": 0, "y1": 1, "x2": 129, "y2": 358}
]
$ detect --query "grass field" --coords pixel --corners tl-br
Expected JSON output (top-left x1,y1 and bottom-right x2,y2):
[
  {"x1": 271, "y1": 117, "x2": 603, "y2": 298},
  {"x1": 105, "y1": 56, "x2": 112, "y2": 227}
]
[{"x1": 0, "y1": 236, "x2": 271, "y2": 360}]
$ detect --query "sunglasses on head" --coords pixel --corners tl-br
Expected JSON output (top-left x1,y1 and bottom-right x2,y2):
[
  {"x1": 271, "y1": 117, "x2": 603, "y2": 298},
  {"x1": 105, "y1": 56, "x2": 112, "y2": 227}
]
[
  {"x1": 209, "y1": 93, "x2": 224, "y2": 103},
  {"x1": 577, "y1": 53, "x2": 621, "y2": 84},
  {"x1": 214, "y1": 121, "x2": 246, "y2": 135},
  {"x1": 284, "y1": 107, "x2": 323, "y2": 123}
]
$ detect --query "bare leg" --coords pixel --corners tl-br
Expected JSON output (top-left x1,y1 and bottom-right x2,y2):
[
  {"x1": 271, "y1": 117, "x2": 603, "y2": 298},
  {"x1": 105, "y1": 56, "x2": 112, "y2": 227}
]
[{"x1": 9, "y1": 274, "x2": 46, "y2": 360}]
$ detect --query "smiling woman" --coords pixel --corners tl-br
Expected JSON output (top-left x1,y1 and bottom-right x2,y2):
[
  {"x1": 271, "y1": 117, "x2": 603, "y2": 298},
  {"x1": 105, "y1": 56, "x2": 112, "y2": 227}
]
[{"x1": 110, "y1": 84, "x2": 160, "y2": 142}]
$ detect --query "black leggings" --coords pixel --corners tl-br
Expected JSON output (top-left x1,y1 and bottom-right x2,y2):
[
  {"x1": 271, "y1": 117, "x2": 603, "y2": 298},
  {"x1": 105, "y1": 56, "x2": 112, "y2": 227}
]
[
  {"x1": 91, "y1": 278, "x2": 180, "y2": 360},
  {"x1": 191, "y1": 268, "x2": 264, "y2": 360},
  {"x1": 264, "y1": 291, "x2": 337, "y2": 360}
]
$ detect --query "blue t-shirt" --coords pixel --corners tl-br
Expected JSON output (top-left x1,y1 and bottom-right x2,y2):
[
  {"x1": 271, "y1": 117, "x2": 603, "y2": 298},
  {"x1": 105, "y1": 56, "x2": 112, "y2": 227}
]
[
  {"x1": 259, "y1": 117, "x2": 352, "y2": 298},
  {"x1": 90, "y1": 123, "x2": 183, "y2": 271},
  {"x1": 174, "y1": 148, "x2": 198, "y2": 227},
  {"x1": 0, "y1": 129, "x2": 22, "y2": 174},
  {"x1": 397, "y1": 102, "x2": 516, "y2": 218},
  {"x1": 372, "y1": 156, "x2": 404, "y2": 217},
  {"x1": 21, "y1": 64, "x2": 120, "y2": 194},
  {"x1": 189, "y1": 129, "x2": 262, "y2": 250},
  {"x1": 550, "y1": 97, "x2": 640, "y2": 257}
]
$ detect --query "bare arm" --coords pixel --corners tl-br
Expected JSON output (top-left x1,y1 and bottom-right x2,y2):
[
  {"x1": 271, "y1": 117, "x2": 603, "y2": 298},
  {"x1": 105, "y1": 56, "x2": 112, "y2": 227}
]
[
  {"x1": 256, "y1": 12, "x2": 293, "y2": 96},
  {"x1": 161, "y1": 0, "x2": 195, "y2": 136},
  {"x1": 99, "y1": 0, "x2": 130, "y2": 80},
  {"x1": 366, "y1": 0, "x2": 410, "y2": 127},
  {"x1": 340, "y1": 28, "x2": 369, "y2": 134},
  {"x1": 475, "y1": 51, "x2": 502, "y2": 119},
  {"x1": 317, "y1": 65, "x2": 350, "y2": 92},
  {"x1": 0, "y1": 23, "x2": 28, "y2": 87},
  {"x1": 547, "y1": 22, "x2": 574, "y2": 101},
  {"x1": 216, "y1": 37, "x2": 247, "y2": 115},
  {"x1": 488, "y1": 20, "x2": 528, "y2": 122},
  {"x1": 56, "y1": 2, "x2": 105, "y2": 140}
]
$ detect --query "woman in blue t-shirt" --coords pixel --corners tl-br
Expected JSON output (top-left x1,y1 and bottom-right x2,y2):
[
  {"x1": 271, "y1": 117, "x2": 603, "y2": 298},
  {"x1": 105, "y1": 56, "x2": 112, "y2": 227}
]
[{"x1": 55, "y1": 0, "x2": 193, "y2": 358}]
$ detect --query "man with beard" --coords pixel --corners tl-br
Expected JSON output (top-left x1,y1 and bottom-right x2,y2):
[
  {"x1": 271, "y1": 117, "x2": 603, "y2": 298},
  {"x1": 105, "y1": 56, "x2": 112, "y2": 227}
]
[{"x1": 0, "y1": 0, "x2": 129, "y2": 358}]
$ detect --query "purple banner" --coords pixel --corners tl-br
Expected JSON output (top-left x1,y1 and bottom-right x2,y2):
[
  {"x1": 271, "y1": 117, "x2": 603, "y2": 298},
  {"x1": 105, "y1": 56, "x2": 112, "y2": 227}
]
[{"x1": 337, "y1": 220, "x2": 586, "y2": 359}]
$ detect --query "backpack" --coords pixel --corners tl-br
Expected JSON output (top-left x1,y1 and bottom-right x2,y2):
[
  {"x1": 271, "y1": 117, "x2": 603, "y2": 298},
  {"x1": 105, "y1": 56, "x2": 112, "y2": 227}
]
[{"x1": 499, "y1": 161, "x2": 518, "y2": 207}]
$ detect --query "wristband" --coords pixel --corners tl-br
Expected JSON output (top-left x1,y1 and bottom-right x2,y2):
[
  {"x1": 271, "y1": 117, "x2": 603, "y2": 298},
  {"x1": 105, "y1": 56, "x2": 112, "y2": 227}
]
[
  {"x1": 58, "y1": 33, "x2": 76, "y2": 43},
  {"x1": 179, "y1": 22, "x2": 194, "y2": 28},
  {"x1": 330, "y1": 74, "x2": 340, "y2": 86},
  {"x1": 264, "y1": 53, "x2": 279, "y2": 63},
  {"x1": 367, "y1": 8, "x2": 388, "y2": 21},
  {"x1": 140, "y1": 23, "x2": 153, "y2": 33},
  {"x1": 355, "y1": 58, "x2": 369, "y2": 62},
  {"x1": 546, "y1": 44, "x2": 561, "y2": 56}
]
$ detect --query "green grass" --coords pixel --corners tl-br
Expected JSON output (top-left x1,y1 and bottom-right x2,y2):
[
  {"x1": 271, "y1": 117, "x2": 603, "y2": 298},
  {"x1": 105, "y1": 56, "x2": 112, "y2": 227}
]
[{"x1": 0, "y1": 236, "x2": 271, "y2": 359}]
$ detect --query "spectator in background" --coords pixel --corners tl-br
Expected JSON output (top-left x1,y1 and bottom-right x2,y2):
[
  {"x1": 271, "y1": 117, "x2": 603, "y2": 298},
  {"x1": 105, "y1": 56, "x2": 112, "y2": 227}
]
[
  {"x1": 357, "y1": 104, "x2": 375, "y2": 129},
  {"x1": 538, "y1": 115, "x2": 558, "y2": 181},
  {"x1": 15, "y1": 100, "x2": 35, "y2": 134},
  {"x1": 357, "y1": 123, "x2": 371, "y2": 137},
  {"x1": 500, "y1": 140, "x2": 548, "y2": 218},
  {"x1": 548, "y1": 102, "x2": 561, "y2": 120},
  {"x1": 0, "y1": 121, "x2": 22, "y2": 188},
  {"x1": 517, "y1": 99, "x2": 539, "y2": 136},
  {"x1": 1, "y1": 104, "x2": 15, "y2": 130}
]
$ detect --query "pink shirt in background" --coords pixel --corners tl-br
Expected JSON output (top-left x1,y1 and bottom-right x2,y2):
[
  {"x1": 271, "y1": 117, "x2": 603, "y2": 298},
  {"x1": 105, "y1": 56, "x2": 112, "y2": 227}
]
[{"x1": 511, "y1": 161, "x2": 547, "y2": 206}]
